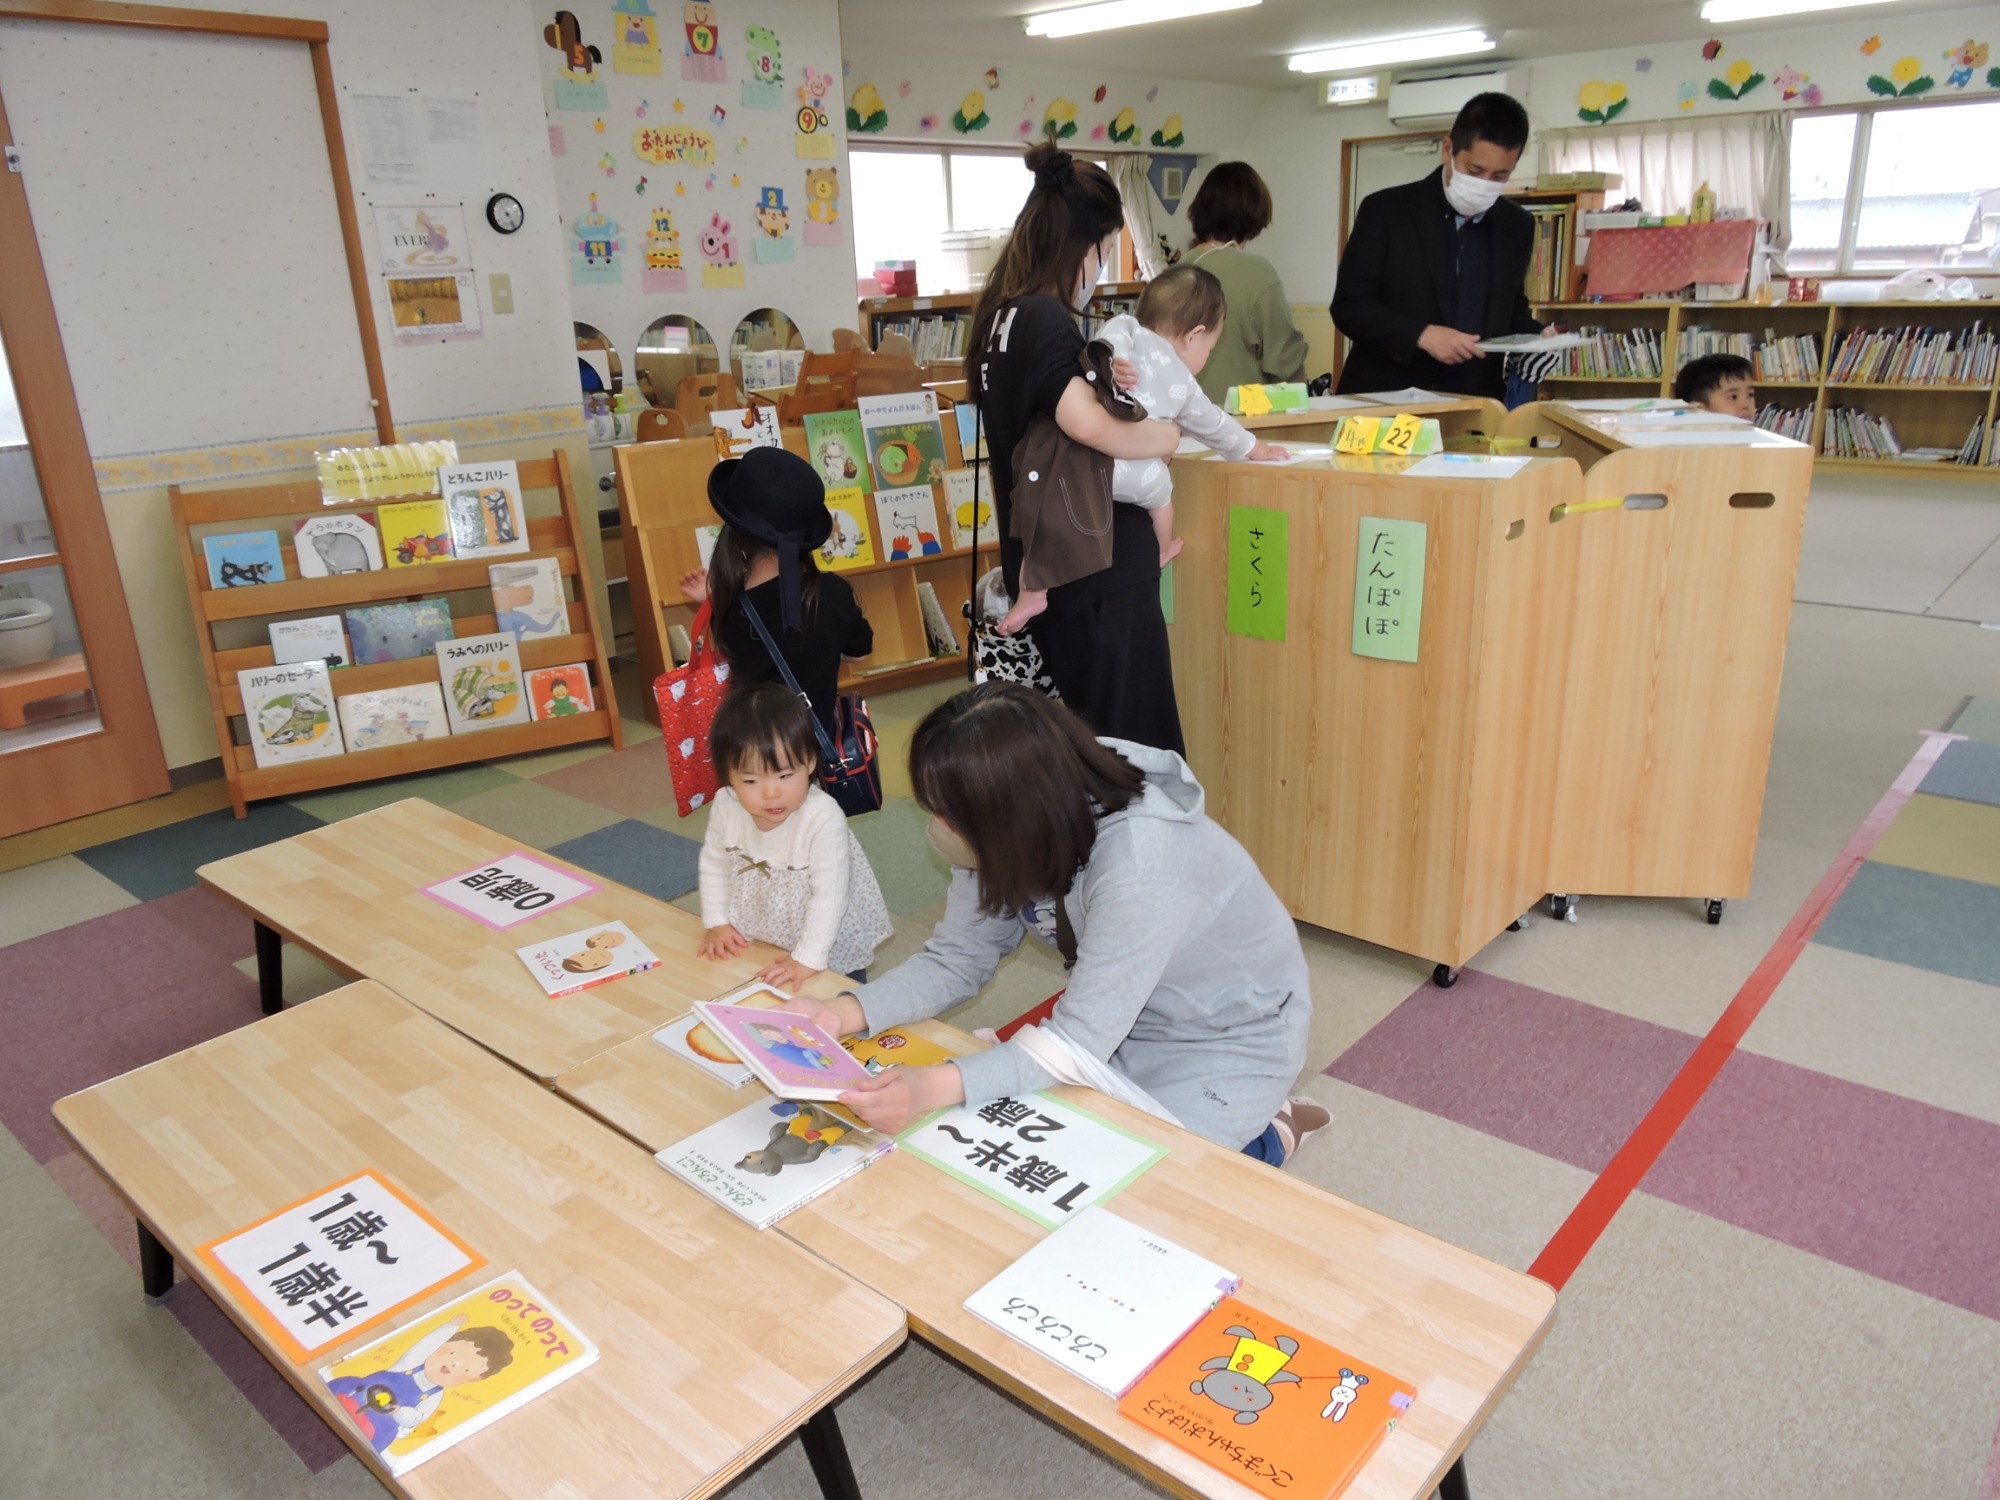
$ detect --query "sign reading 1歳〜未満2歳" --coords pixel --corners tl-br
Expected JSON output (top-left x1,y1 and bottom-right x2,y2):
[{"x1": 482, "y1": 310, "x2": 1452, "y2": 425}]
[{"x1": 1352, "y1": 516, "x2": 1428, "y2": 663}]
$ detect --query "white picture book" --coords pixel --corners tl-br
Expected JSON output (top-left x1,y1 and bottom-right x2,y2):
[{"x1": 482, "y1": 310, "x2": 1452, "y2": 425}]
[
  {"x1": 943, "y1": 468, "x2": 990, "y2": 551},
  {"x1": 1355, "y1": 387, "x2": 1447, "y2": 405},
  {"x1": 515, "y1": 919, "x2": 663, "y2": 998},
  {"x1": 489, "y1": 558, "x2": 570, "y2": 640},
  {"x1": 238, "y1": 661, "x2": 346, "y2": 768},
  {"x1": 1402, "y1": 453, "x2": 1532, "y2": 480},
  {"x1": 962, "y1": 1207, "x2": 1240, "y2": 1397},
  {"x1": 1475, "y1": 332, "x2": 1585, "y2": 354},
  {"x1": 337, "y1": 683, "x2": 450, "y2": 751},
  {"x1": 293, "y1": 513, "x2": 384, "y2": 576},
  {"x1": 872, "y1": 484, "x2": 945, "y2": 563},
  {"x1": 269, "y1": 615, "x2": 348, "y2": 668},
  {"x1": 655, "y1": 1094, "x2": 896, "y2": 1230},
  {"x1": 1564, "y1": 397, "x2": 1691, "y2": 412},
  {"x1": 438, "y1": 461, "x2": 529, "y2": 558},
  {"x1": 709, "y1": 405, "x2": 783, "y2": 460},
  {"x1": 693, "y1": 523, "x2": 723, "y2": 570},
  {"x1": 652, "y1": 980, "x2": 799, "y2": 1087},
  {"x1": 435, "y1": 631, "x2": 529, "y2": 733}
]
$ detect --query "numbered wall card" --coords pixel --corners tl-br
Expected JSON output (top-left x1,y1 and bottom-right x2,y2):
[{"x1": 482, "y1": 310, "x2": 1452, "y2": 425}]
[
  {"x1": 197, "y1": 1170, "x2": 485, "y2": 1362},
  {"x1": 1226, "y1": 506, "x2": 1288, "y2": 643},
  {"x1": 962, "y1": 1206, "x2": 1239, "y2": 1397},
  {"x1": 900, "y1": 1092, "x2": 1167, "y2": 1230},
  {"x1": 423, "y1": 851, "x2": 599, "y2": 930},
  {"x1": 1352, "y1": 516, "x2": 1427, "y2": 664}
]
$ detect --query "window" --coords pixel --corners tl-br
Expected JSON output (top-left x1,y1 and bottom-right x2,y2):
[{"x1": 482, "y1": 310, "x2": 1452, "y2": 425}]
[
  {"x1": 1788, "y1": 99, "x2": 2000, "y2": 273},
  {"x1": 850, "y1": 145, "x2": 1125, "y2": 294}
]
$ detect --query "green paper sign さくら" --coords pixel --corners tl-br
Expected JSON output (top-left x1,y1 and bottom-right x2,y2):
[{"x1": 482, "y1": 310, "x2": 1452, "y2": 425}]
[{"x1": 1226, "y1": 505, "x2": 1287, "y2": 642}]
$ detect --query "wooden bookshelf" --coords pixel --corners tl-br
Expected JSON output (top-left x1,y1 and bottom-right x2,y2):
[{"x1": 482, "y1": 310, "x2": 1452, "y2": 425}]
[
  {"x1": 1510, "y1": 190, "x2": 1605, "y2": 304},
  {"x1": 614, "y1": 420, "x2": 997, "y2": 727},
  {"x1": 860, "y1": 279, "x2": 1150, "y2": 375},
  {"x1": 1532, "y1": 299, "x2": 2000, "y2": 476},
  {"x1": 171, "y1": 452, "x2": 623, "y2": 817}
]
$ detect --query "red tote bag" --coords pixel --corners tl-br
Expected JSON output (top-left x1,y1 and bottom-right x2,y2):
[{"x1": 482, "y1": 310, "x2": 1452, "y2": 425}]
[{"x1": 654, "y1": 600, "x2": 732, "y2": 816}]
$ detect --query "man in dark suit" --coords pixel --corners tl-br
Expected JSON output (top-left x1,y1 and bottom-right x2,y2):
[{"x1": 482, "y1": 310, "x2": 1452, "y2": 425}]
[{"x1": 1332, "y1": 93, "x2": 1542, "y2": 398}]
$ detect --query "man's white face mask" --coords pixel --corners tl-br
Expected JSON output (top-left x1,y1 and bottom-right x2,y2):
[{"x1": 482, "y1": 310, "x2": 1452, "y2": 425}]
[{"x1": 1443, "y1": 163, "x2": 1507, "y2": 218}]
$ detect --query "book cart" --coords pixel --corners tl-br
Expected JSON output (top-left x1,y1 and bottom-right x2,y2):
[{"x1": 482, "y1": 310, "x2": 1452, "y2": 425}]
[
  {"x1": 615, "y1": 419, "x2": 996, "y2": 725},
  {"x1": 171, "y1": 451, "x2": 623, "y2": 818},
  {"x1": 1533, "y1": 298, "x2": 2000, "y2": 478}
]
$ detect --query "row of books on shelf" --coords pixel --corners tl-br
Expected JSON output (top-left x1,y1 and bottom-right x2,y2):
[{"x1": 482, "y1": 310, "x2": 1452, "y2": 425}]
[
  {"x1": 201, "y1": 462, "x2": 531, "y2": 587},
  {"x1": 1753, "y1": 403, "x2": 1815, "y2": 443},
  {"x1": 1524, "y1": 205, "x2": 1572, "y2": 304},
  {"x1": 1818, "y1": 408, "x2": 1994, "y2": 464},
  {"x1": 1676, "y1": 326, "x2": 1822, "y2": 382},
  {"x1": 871, "y1": 313, "x2": 970, "y2": 362},
  {"x1": 1825, "y1": 324, "x2": 1997, "y2": 386},
  {"x1": 1546, "y1": 325, "x2": 1665, "y2": 379}
]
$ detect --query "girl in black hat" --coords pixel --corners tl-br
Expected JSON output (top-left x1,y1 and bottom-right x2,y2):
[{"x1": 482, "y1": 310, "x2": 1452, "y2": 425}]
[{"x1": 680, "y1": 444, "x2": 873, "y2": 739}]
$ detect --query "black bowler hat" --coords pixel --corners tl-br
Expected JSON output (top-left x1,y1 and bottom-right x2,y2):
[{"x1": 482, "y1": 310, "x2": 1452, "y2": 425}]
[{"x1": 707, "y1": 445, "x2": 833, "y2": 631}]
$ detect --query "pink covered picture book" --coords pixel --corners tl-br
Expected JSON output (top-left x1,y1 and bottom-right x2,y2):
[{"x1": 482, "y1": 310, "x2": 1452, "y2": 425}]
[{"x1": 687, "y1": 1001, "x2": 875, "y2": 1100}]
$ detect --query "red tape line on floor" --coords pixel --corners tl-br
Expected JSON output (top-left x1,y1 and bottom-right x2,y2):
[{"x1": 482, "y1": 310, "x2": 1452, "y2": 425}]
[{"x1": 1527, "y1": 731, "x2": 1957, "y2": 1291}]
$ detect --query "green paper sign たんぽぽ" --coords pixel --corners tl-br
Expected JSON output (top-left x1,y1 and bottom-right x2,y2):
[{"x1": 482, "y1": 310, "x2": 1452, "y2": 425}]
[
  {"x1": 1226, "y1": 505, "x2": 1287, "y2": 642},
  {"x1": 1352, "y1": 516, "x2": 1427, "y2": 662}
]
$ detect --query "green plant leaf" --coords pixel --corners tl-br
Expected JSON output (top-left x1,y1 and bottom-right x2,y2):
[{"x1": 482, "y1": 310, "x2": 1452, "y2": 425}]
[
  {"x1": 1707, "y1": 77, "x2": 1736, "y2": 99},
  {"x1": 1605, "y1": 97, "x2": 1629, "y2": 121},
  {"x1": 1901, "y1": 75, "x2": 1935, "y2": 96},
  {"x1": 1738, "y1": 72, "x2": 1766, "y2": 96},
  {"x1": 1987, "y1": 66, "x2": 2000, "y2": 87},
  {"x1": 1865, "y1": 75, "x2": 1897, "y2": 96},
  {"x1": 1578, "y1": 107, "x2": 1603, "y2": 123}
]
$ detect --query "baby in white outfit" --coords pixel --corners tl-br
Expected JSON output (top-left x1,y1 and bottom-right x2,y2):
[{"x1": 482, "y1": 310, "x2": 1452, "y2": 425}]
[{"x1": 1000, "y1": 265, "x2": 1287, "y2": 635}]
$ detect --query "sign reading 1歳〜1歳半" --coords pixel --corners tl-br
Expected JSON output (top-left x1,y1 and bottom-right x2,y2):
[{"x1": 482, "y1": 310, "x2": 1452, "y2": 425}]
[
  {"x1": 1226, "y1": 505, "x2": 1288, "y2": 642},
  {"x1": 1352, "y1": 516, "x2": 1428, "y2": 663}
]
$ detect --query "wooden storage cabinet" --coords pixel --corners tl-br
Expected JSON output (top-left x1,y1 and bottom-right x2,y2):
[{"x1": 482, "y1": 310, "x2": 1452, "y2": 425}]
[{"x1": 172, "y1": 452, "x2": 623, "y2": 816}]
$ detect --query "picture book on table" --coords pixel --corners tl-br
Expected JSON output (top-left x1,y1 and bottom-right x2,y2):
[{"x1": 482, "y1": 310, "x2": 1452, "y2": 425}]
[
  {"x1": 337, "y1": 682, "x2": 451, "y2": 751},
  {"x1": 237, "y1": 661, "x2": 346, "y2": 768},
  {"x1": 872, "y1": 484, "x2": 944, "y2": 562},
  {"x1": 515, "y1": 919, "x2": 662, "y2": 997},
  {"x1": 436, "y1": 631, "x2": 528, "y2": 732},
  {"x1": 802, "y1": 410, "x2": 870, "y2": 492},
  {"x1": 203, "y1": 531, "x2": 286, "y2": 589},
  {"x1": 857, "y1": 390, "x2": 950, "y2": 492},
  {"x1": 688, "y1": 1000, "x2": 876, "y2": 1100},
  {"x1": 655, "y1": 1094, "x2": 895, "y2": 1229},
  {"x1": 489, "y1": 558, "x2": 570, "y2": 640},
  {"x1": 269, "y1": 615, "x2": 349, "y2": 669},
  {"x1": 709, "y1": 405, "x2": 783, "y2": 461},
  {"x1": 438, "y1": 461, "x2": 530, "y2": 558},
  {"x1": 1118, "y1": 1297, "x2": 1418, "y2": 1500},
  {"x1": 346, "y1": 600, "x2": 453, "y2": 664},
  {"x1": 293, "y1": 513, "x2": 384, "y2": 576},
  {"x1": 817, "y1": 486, "x2": 877, "y2": 572},
  {"x1": 527, "y1": 664, "x2": 594, "y2": 720},
  {"x1": 377, "y1": 498, "x2": 455, "y2": 568},
  {"x1": 653, "y1": 980, "x2": 799, "y2": 1086},
  {"x1": 318, "y1": 1272, "x2": 597, "y2": 1478},
  {"x1": 944, "y1": 468, "x2": 991, "y2": 552},
  {"x1": 964, "y1": 1207, "x2": 1239, "y2": 1397}
]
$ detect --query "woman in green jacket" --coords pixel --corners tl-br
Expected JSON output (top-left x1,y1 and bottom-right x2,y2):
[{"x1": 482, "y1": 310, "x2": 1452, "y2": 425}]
[{"x1": 1181, "y1": 162, "x2": 1309, "y2": 403}]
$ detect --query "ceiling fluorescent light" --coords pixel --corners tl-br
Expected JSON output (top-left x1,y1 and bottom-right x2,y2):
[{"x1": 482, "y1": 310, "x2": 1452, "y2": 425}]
[
  {"x1": 1288, "y1": 29, "x2": 1495, "y2": 74},
  {"x1": 1699, "y1": 0, "x2": 1886, "y2": 21},
  {"x1": 1024, "y1": 0, "x2": 1261, "y2": 40}
]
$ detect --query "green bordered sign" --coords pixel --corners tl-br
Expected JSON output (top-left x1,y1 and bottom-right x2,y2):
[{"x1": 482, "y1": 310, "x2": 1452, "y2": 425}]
[{"x1": 1352, "y1": 516, "x2": 1427, "y2": 662}]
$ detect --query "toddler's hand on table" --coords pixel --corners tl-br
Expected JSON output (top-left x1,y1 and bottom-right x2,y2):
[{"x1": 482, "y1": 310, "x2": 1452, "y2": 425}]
[
  {"x1": 1246, "y1": 442, "x2": 1290, "y2": 462},
  {"x1": 696, "y1": 924, "x2": 747, "y2": 961},
  {"x1": 757, "y1": 956, "x2": 822, "y2": 992}
]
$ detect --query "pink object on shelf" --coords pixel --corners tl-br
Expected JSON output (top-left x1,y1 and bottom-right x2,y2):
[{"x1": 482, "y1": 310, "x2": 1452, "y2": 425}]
[{"x1": 1584, "y1": 220, "x2": 1758, "y2": 298}]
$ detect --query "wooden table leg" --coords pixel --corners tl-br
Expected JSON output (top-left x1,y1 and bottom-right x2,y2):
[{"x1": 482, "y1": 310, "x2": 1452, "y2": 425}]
[
  {"x1": 138, "y1": 1220, "x2": 176, "y2": 1305},
  {"x1": 255, "y1": 921, "x2": 283, "y2": 1015},
  {"x1": 1438, "y1": 1454, "x2": 1471, "y2": 1500},
  {"x1": 799, "y1": 1406, "x2": 863, "y2": 1500}
]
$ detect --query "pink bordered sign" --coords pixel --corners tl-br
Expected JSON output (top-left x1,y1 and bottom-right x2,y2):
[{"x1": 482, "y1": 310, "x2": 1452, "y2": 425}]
[{"x1": 422, "y1": 851, "x2": 600, "y2": 930}]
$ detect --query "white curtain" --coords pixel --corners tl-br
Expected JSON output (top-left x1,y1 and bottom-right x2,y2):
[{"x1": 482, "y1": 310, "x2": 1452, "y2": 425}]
[
  {"x1": 1110, "y1": 154, "x2": 1166, "y2": 279},
  {"x1": 1543, "y1": 111, "x2": 1793, "y2": 250}
]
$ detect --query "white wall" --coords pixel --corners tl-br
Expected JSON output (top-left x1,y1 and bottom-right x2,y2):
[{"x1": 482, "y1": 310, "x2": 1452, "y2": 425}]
[{"x1": 0, "y1": 0, "x2": 582, "y2": 767}]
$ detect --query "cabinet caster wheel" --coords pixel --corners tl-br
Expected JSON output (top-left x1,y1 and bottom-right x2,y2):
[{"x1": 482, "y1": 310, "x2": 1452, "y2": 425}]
[
  {"x1": 1548, "y1": 892, "x2": 1578, "y2": 923},
  {"x1": 1507, "y1": 918, "x2": 1525, "y2": 932},
  {"x1": 1705, "y1": 898, "x2": 1725, "y2": 925},
  {"x1": 1432, "y1": 963, "x2": 1459, "y2": 989}
]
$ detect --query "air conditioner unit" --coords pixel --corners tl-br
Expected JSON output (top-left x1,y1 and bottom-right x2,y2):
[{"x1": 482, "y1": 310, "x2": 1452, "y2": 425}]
[{"x1": 1385, "y1": 69, "x2": 1517, "y2": 126}]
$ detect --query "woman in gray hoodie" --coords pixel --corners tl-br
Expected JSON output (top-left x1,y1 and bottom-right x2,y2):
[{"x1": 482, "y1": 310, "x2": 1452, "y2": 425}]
[{"x1": 804, "y1": 684, "x2": 1326, "y2": 1164}]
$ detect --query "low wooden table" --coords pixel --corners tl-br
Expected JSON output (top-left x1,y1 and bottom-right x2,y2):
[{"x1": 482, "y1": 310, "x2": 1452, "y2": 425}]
[
  {"x1": 52, "y1": 980, "x2": 904, "y2": 1500},
  {"x1": 0, "y1": 651, "x2": 92, "y2": 728},
  {"x1": 198, "y1": 798, "x2": 788, "y2": 1084},
  {"x1": 558, "y1": 1026, "x2": 1556, "y2": 1500}
]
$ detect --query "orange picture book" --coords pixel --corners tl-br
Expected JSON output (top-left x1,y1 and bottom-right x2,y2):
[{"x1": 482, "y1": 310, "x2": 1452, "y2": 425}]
[{"x1": 1117, "y1": 1297, "x2": 1417, "y2": 1500}]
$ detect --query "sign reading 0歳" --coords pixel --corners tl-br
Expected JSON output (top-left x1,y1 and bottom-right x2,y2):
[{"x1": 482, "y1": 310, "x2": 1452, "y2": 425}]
[
  {"x1": 197, "y1": 1170, "x2": 485, "y2": 1361},
  {"x1": 1352, "y1": 516, "x2": 1428, "y2": 663},
  {"x1": 1226, "y1": 505, "x2": 1288, "y2": 642}
]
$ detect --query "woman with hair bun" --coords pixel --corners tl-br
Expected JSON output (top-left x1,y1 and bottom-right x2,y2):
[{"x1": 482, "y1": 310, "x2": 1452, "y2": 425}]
[{"x1": 968, "y1": 142, "x2": 1185, "y2": 755}]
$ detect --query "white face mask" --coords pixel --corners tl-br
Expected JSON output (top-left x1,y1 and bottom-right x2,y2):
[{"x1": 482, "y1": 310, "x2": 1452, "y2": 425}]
[
  {"x1": 1443, "y1": 163, "x2": 1508, "y2": 218},
  {"x1": 1073, "y1": 248, "x2": 1100, "y2": 312}
]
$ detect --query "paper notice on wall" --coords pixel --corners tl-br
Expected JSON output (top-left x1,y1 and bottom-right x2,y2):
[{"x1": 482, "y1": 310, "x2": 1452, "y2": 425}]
[
  {"x1": 421, "y1": 95, "x2": 484, "y2": 185},
  {"x1": 349, "y1": 92, "x2": 425, "y2": 193}
]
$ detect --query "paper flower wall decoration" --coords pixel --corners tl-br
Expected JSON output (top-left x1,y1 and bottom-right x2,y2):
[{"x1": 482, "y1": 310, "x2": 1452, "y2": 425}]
[
  {"x1": 1944, "y1": 40, "x2": 1988, "y2": 89},
  {"x1": 1150, "y1": 113, "x2": 1184, "y2": 148},
  {"x1": 1677, "y1": 81, "x2": 1699, "y2": 110},
  {"x1": 1577, "y1": 80, "x2": 1629, "y2": 123},
  {"x1": 847, "y1": 81, "x2": 887, "y2": 132},
  {"x1": 1093, "y1": 84, "x2": 1107, "y2": 102},
  {"x1": 1044, "y1": 98, "x2": 1078, "y2": 139},
  {"x1": 953, "y1": 90, "x2": 990, "y2": 132},
  {"x1": 1109, "y1": 105, "x2": 1138, "y2": 143},
  {"x1": 1772, "y1": 65, "x2": 1820, "y2": 104},
  {"x1": 1860, "y1": 35, "x2": 1882, "y2": 55},
  {"x1": 1867, "y1": 56, "x2": 1934, "y2": 97},
  {"x1": 1708, "y1": 57, "x2": 1765, "y2": 100},
  {"x1": 984, "y1": 67, "x2": 1000, "y2": 87},
  {"x1": 1702, "y1": 38, "x2": 1722, "y2": 61}
]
